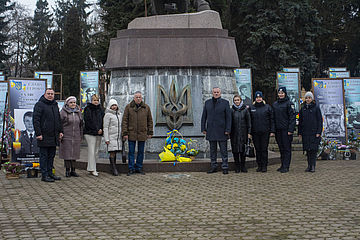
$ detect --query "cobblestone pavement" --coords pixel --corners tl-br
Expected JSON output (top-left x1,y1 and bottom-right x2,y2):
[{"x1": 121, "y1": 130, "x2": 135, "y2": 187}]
[{"x1": 1, "y1": 152, "x2": 359, "y2": 240}]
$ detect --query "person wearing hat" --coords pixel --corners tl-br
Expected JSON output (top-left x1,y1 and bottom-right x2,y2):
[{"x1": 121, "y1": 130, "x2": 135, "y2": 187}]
[
  {"x1": 272, "y1": 86, "x2": 296, "y2": 173},
  {"x1": 249, "y1": 91, "x2": 275, "y2": 172},
  {"x1": 59, "y1": 96, "x2": 83, "y2": 177},
  {"x1": 103, "y1": 99, "x2": 122, "y2": 176},
  {"x1": 298, "y1": 92, "x2": 323, "y2": 172}
]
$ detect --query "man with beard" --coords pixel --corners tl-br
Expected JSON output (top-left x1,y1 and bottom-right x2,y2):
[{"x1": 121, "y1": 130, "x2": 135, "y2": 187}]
[{"x1": 324, "y1": 105, "x2": 343, "y2": 136}]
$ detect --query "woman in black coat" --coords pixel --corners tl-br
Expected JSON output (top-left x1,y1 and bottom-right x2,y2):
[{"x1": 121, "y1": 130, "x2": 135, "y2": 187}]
[
  {"x1": 298, "y1": 92, "x2": 323, "y2": 172},
  {"x1": 250, "y1": 91, "x2": 275, "y2": 173},
  {"x1": 272, "y1": 87, "x2": 296, "y2": 173},
  {"x1": 83, "y1": 94, "x2": 104, "y2": 176},
  {"x1": 230, "y1": 95, "x2": 251, "y2": 173}
]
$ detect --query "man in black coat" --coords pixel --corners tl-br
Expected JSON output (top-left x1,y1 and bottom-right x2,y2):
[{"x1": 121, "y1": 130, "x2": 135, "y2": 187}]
[
  {"x1": 272, "y1": 87, "x2": 296, "y2": 173},
  {"x1": 201, "y1": 87, "x2": 232, "y2": 174},
  {"x1": 33, "y1": 88, "x2": 63, "y2": 182}
]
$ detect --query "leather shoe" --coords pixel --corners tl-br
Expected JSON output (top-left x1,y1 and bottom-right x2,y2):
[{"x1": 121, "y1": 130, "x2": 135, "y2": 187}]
[
  {"x1": 127, "y1": 170, "x2": 135, "y2": 176},
  {"x1": 280, "y1": 168, "x2": 289, "y2": 173},
  {"x1": 70, "y1": 171, "x2": 79, "y2": 177},
  {"x1": 256, "y1": 167, "x2": 262, "y2": 172},
  {"x1": 305, "y1": 166, "x2": 311, "y2": 172},
  {"x1": 135, "y1": 169, "x2": 145, "y2": 175},
  {"x1": 223, "y1": 169, "x2": 228, "y2": 174},
  {"x1": 277, "y1": 167, "x2": 283, "y2": 172},
  {"x1": 261, "y1": 166, "x2": 267, "y2": 172},
  {"x1": 240, "y1": 167, "x2": 248, "y2": 173},
  {"x1": 41, "y1": 176, "x2": 55, "y2": 182},
  {"x1": 207, "y1": 168, "x2": 217, "y2": 174},
  {"x1": 49, "y1": 174, "x2": 61, "y2": 180}
]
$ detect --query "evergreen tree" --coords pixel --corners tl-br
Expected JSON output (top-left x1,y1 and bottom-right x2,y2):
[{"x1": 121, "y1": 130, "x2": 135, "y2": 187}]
[
  {"x1": 62, "y1": 6, "x2": 85, "y2": 97},
  {"x1": 231, "y1": 0, "x2": 321, "y2": 94},
  {"x1": 27, "y1": 0, "x2": 53, "y2": 70},
  {"x1": 0, "y1": 0, "x2": 14, "y2": 70}
]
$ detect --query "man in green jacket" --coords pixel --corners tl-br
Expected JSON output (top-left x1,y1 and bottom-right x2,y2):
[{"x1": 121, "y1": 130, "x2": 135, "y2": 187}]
[{"x1": 122, "y1": 91, "x2": 153, "y2": 175}]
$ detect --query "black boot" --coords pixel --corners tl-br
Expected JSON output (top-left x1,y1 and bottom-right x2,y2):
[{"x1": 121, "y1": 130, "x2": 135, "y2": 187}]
[
  {"x1": 65, "y1": 168, "x2": 70, "y2": 177},
  {"x1": 305, "y1": 152, "x2": 311, "y2": 172},
  {"x1": 256, "y1": 164, "x2": 262, "y2": 172},
  {"x1": 70, "y1": 168, "x2": 79, "y2": 177},
  {"x1": 240, "y1": 155, "x2": 247, "y2": 173},
  {"x1": 261, "y1": 165, "x2": 267, "y2": 172},
  {"x1": 109, "y1": 157, "x2": 119, "y2": 176},
  {"x1": 233, "y1": 153, "x2": 240, "y2": 173}
]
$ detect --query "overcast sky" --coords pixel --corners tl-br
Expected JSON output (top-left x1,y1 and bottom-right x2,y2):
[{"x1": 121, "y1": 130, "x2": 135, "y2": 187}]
[{"x1": 18, "y1": 0, "x2": 57, "y2": 14}]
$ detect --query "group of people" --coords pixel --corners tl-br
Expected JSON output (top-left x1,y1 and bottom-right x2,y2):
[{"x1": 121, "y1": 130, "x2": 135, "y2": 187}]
[
  {"x1": 201, "y1": 86, "x2": 323, "y2": 175},
  {"x1": 33, "y1": 88, "x2": 153, "y2": 182},
  {"x1": 33, "y1": 85, "x2": 323, "y2": 182}
]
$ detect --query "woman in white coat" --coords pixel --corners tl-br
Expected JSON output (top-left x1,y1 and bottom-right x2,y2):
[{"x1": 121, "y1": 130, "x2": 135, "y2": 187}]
[{"x1": 103, "y1": 99, "x2": 122, "y2": 176}]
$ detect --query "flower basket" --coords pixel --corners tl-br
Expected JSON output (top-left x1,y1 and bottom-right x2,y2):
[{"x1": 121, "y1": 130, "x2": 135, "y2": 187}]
[{"x1": 2, "y1": 161, "x2": 23, "y2": 178}]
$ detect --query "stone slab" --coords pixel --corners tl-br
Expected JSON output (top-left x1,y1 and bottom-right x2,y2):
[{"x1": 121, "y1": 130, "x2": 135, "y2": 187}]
[{"x1": 128, "y1": 10, "x2": 222, "y2": 29}]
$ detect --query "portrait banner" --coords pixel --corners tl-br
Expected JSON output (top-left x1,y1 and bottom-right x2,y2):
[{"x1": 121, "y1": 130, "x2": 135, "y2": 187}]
[
  {"x1": 80, "y1": 71, "x2": 99, "y2": 109},
  {"x1": 343, "y1": 78, "x2": 360, "y2": 135},
  {"x1": 329, "y1": 71, "x2": 350, "y2": 79},
  {"x1": 0, "y1": 82, "x2": 8, "y2": 138},
  {"x1": 234, "y1": 68, "x2": 252, "y2": 106},
  {"x1": 9, "y1": 78, "x2": 46, "y2": 163},
  {"x1": 312, "y1": 78, "x2": 346, "y2": 143},
  {"x1": 283, "y1": 67, "x2": 300, "y2": 73},
  {"x1": 34, "y1": 71, "x2": 53, "y2": 88},
  {"x1": 276, "y1": 72, "x2": 300, "y2": 112}
]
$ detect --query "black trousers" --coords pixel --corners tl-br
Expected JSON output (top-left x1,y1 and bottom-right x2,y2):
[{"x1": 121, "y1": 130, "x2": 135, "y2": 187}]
[
  {"x1": 209, "y1": 141, "x2": 228, "y2": 170},
  {"x1": 252, "y1": 132, "x2": 270, "y2": 167},
  {"x1": 306, "y1": 150, "x2": 317, "y2": 167},
  {"x1": 233, "y1": 152, "x2": 246, "y2": 168},
  {"x1": 275, "y1": 130, "x2": 293, "y2": 169}
]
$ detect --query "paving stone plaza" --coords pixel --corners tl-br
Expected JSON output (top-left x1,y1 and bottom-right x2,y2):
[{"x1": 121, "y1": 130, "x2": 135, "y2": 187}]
[{"x1": 1, "y1": 152, "x2": 359, "y2": 239}]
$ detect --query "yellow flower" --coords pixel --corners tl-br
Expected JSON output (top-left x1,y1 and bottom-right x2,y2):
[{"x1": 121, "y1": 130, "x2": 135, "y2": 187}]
[
  {"x1": 180, "y1": 145, "x2": 187, "y2": 151},
  {"x1": 173, "y1": 143, "x2": 178, "y2": 148},
  {"x1": 166, "y1": 144, "x2": 172, "y2": 149}
]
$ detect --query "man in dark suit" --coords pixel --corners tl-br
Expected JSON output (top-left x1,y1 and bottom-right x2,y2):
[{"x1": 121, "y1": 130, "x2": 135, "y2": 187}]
[
  {"x1": 201, "y1": 87, "x2": 232, "y2": 174},
  {"x1": 19, "y1": 111, "x2": 39, "y2": 156}
]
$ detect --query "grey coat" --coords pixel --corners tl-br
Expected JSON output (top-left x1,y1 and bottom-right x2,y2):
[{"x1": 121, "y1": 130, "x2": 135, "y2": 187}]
[
  {"x1": 59, "y1": 105, "x2": 83, "y2": 160},
  {"x1": 201, "y1": 97, "x2": 232, "y2": 141}
]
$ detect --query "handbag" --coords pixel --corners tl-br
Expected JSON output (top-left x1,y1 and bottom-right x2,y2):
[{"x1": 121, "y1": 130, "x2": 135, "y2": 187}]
[
  {"x1": 245, "y1": 139, "x2": 255, "y2": 158},
  {"x1": 122, "y1": 140, "x2": 127, "y2": 163}
]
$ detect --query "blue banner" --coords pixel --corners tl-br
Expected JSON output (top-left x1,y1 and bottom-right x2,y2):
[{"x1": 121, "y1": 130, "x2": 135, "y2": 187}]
[
  {"x1": 329, "y1": 71, "x2": 350, "y2": 79},
  {"x1": 329, "y1": 67, "x2": 347, "y2": 72},
  {"x1": 34, "y1": 71, "x2": 53, "y2": 88},
  {"x1": 9, "y1": 79, "x2": 46, "y2": 162},
  {"x1": 313, "y1": 78, "x2": 346, "y2": 143},
  {"x1": 344, "y1": 78, "x2": 360, "y2": 135},
  {"x1": 277, "y1": 72, "x2": 300, "y2": 112},
  {"x1": 283, "y1": 67, "x2": 300, "y2": 72},
  {"x1": 234, "y1": 69, "x2": 252, "y2": 106},
  {"x1": 80, "y1": 71, "x2": 99, "y2": 109}
]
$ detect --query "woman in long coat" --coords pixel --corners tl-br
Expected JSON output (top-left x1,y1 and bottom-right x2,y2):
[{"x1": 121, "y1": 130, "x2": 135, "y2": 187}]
[
  {"x1": 230, "y1": 95, "x2": 251, "y2": 173},
  {"x1": 59, "y1": 96, "x2": 83, "y2": 177},
  {"x1": 298, "y1": 92, "x2": 323, "y2": 172},
  {"x1": 103, "y1": 99, "x2": 122, "y2": 176}
]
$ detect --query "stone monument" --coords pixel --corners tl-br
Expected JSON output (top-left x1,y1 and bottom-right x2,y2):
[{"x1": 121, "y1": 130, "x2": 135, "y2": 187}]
[{"x1": 105, "y1": 10, "x2": 239, "y2": 157}]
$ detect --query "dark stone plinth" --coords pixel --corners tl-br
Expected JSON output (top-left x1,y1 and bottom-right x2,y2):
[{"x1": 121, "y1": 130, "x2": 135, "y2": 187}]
[{"x1": 105, "y1": 28, "x2": 239, "y2": 70}]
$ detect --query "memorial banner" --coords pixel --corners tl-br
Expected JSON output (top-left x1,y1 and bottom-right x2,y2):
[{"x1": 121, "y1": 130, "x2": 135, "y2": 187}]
[
  {"x1": 234, "y1": 68, "x2": 252, "y2": 106},
  {"x1": 0, "y1": 82, "x2": 8, "y2": 138},
  {"x1": 343, "y1": 78, "x2": 360, "y2": 135},
  {"x1": 312, "y1": 78, "x2": 346, "y2": 143},
  {"x1": 329, "y1": 71, "x2": 350, "y2": 79},
  {"x1": 276, "y1": 72, "x2": 300, "y2": 112},
  {"x1": 283, "y1": 67, "x2": 300, "y2": 72},
  {"x1": 34, "y1": 71, "x2": 53, "y2": 88},
  {"x1": 80, "y1": 71, "x2": 99, "y2": 109},
  {"x1": 8, "y1": 78, "x2": 46, "y2": 163}
]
